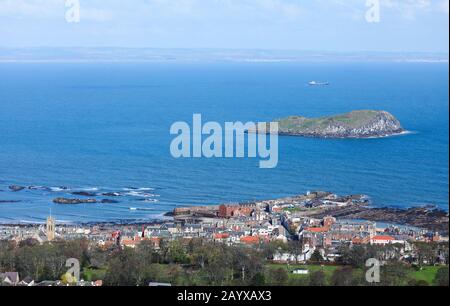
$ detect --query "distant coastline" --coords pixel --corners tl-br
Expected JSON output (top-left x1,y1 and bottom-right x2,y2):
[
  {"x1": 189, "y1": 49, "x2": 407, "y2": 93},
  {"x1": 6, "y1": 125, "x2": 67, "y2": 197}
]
[{"x1": 0, "y1": 48, "x2": 448, "y2": 63}]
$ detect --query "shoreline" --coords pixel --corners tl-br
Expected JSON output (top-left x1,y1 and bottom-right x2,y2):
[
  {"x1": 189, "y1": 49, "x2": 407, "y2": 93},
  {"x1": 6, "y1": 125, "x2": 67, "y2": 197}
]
[
  {"x1": 2, "y1": 195, "x2": 446, "y2": 234},
  {"x1": 275, "y1": 129, "x2": 411, "y2": 139}
]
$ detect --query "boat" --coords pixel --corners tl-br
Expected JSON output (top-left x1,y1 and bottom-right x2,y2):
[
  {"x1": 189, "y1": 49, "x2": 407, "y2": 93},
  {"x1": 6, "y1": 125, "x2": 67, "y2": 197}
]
[{"x1": 309, "y1": 81, "x2": 329, "y2": 86}]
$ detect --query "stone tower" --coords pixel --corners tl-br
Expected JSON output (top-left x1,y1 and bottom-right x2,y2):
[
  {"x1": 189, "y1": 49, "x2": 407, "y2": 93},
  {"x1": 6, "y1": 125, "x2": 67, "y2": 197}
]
[{"x1": 46, "y1": 216, "x2": 55, "y2": 241}]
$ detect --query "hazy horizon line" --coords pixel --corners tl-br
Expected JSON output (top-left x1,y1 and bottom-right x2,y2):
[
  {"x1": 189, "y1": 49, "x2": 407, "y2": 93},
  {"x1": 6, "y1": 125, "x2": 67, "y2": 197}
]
[{"x1": 0, "y1": 47, "x2": 448, "y2": 63}]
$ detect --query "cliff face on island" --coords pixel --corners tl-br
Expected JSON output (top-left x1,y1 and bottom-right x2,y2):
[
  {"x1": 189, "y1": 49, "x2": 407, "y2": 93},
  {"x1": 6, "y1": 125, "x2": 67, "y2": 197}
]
[{"x1": 271, "y1": 110, "x2": 404, "y2": 138}]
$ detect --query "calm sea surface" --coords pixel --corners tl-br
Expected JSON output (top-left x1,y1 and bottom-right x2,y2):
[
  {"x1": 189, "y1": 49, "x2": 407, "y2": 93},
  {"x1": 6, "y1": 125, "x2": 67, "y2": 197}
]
[{"x1": 0, "y1": 62, "x2": 448, "y2": 223}]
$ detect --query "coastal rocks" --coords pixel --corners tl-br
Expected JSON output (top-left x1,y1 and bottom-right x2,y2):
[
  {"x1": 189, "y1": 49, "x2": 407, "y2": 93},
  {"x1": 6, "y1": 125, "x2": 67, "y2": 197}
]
[
  {"x1": 53, "y1": 197, "x2": 120, "y2": 204},
  {"x1": 71, "y1": 191, "x2": 97, "y2": 197},
  {"x1": 311, "y1": 205, "x2": 449, "y2": 235},
  {"x1": 100, "y1": 199, "x2": 119, "y2": 204},
  {"x1": 50, "y1": 186, "x2": 70, "y2": 192},
  {"x1": 9, "y1": 185, "x2": 26, "y2": 192},
  {"x1": 3, "y1": 183, "x2": 160, "y2": 207},
  {"x1": 53, "y1": 198, "x2": 97, "y2": 205},
  {"x1": 0, "y1": 200, "x2": 22, "y2": 204},
  {"x1": 101, "y1": 192, "x2": 122, "y2": 197}
]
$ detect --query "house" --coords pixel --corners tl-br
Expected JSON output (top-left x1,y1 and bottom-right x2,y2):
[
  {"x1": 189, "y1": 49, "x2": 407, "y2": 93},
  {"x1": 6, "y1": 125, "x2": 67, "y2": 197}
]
[
  {"x1": 271, "y1": 205, "x2": 282, "y2": 213},
  {"x1": 18, "y1": 276, "x2": 34, "y2": 286},
  {"x1": 352, "y1": 235, "x2": 371, "y2": 245},
  {"x1": 214, "y1": 233, "x2": 230, "y2": 242},
  {"x1": 305, "y1": 227, "x2": 330, "y2": 233},
  {"x1": 218, "y1": 204, "x2": 256, "y2": 218},
  {"x1": 0, "y1": 272, "x2": 19, "y2": 286},
  {"x1": 371, "y1": 235, "x2": 395, "y2": 245},
  {"x1": 183, "y1": 223, "x2": 202, "y2": 234},
  {"x1": 160, "y1": 223, "x2": 179, "y2": 234},
  {"x1": 273, "y1": 250, "x2": 311, "y2": 263},
  {"x1": 239, "y1": 236, "x2": 260, "y2": 245}
]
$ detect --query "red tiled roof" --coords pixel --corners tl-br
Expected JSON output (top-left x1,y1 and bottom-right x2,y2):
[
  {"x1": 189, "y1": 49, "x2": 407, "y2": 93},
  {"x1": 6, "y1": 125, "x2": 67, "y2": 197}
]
[
  {"x1": 240, "y1": 236, "x2": 260, "y2": 244},
  {"x1": 306, "y1": 227, "x2": 330, "y2": 233},
  {"x1": 214, "y1": 233, "x2": 230, "y2": 239},
  {"x1": 121, "y1": 239, "x2": 139, "y2": 246},
  {"x1": 372, "y1": 235, "x2": 395, "y2": 241}
]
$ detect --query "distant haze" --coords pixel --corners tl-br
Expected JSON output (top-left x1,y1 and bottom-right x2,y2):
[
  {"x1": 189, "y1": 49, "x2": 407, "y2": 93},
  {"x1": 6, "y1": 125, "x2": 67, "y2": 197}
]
[{"x1": 0, "y1": 0, "x2": 448, "y2": 53}]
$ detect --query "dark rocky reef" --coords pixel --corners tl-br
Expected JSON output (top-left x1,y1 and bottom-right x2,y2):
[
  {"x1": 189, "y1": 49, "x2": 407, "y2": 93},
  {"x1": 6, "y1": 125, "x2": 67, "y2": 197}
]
[
  {"x1": 0, "y1": 200, "x2": 22, "y2": 204},
  {"x1": 310, "y1": 205, "x2": 449, "y2": 235},
  {"x1": 53, "y1": 197, "x2": 119, "y2": 205},
  {"x1": 71, "y1": 191, "x2": 97, "y2": 197},
  {"x1": 9, "y1": 185, "x2": 26, "y2": 192},
  {"x1": 53, "y1": 198, "x2": 97, "y2": 205}
]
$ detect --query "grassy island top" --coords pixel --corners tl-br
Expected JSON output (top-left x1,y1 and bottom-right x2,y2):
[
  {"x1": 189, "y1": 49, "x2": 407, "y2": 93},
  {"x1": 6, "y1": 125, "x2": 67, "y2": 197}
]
[{"x1": 277, "y1": 110, "x2": 395, "y2": 130}]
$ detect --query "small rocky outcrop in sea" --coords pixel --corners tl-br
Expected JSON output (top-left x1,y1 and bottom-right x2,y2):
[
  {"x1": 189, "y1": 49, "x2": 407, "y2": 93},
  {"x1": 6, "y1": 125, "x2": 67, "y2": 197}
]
[
  {"x1": 102, "y1": 192, "x2": 122, "y2": 197},
  {"x1": 53, "y1": 198, "x2": 97, "y2": 205},
  {"x1": 0, "y1": 200, "x2": 22, "y2": 204},
  {"x1": 100, "y1": 199, "x2": 119, "y2": 204},
  {"x1": 71, "y1": 191, "x2": 97, "y2": 197},
  {"x1": 9, "y1": 185, "x2": 26, "y2": 192},
  {"x1": 251, "y1": 110, "x2": 405, "y2": 139}
]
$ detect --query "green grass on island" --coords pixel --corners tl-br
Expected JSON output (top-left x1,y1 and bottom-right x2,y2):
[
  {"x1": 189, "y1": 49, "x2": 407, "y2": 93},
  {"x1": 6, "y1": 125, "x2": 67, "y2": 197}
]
[{"x1": 275, "y1": 110, "x2": 401, "y2": 134}]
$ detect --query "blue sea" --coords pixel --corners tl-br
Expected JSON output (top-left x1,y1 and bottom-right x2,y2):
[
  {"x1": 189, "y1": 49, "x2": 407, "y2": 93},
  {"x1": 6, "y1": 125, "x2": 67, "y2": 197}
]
[{"x1": 0, "y1": 62, "x2": 448, "y2": 224}]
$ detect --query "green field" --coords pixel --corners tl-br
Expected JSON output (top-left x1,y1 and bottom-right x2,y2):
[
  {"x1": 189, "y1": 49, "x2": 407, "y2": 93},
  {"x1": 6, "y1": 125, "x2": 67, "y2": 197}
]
[
  {"x1": 267, "y1": 263, "x2": 446, "y2": 286},
  {"x1": 267, "y1": 263, "x2": 341, "y2": 282},
  {"x1": 408, "y1": 266, "x2": 441, "y2": 284}
]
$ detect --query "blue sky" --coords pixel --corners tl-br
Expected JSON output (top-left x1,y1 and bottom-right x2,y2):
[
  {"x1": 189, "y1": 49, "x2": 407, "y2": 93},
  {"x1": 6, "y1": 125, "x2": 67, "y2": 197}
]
[{"x1": 0, "y1": 0, "x2": 448, "y2": 53}]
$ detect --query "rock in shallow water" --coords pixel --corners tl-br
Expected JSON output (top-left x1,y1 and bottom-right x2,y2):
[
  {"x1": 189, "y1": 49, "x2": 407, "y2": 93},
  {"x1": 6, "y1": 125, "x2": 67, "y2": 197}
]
[
  {"x1": 100, "y1": 199, "x2": 119, "y2": 204},
  {"x1": 9, "y1": 185, "x2": 26, "y2": 192},
  {"x1": 53, "y1": 198, "x2": 97, "y2": 204},
  {"x1": 71, "y1": 191, "x2": 97, "y2": 197}
]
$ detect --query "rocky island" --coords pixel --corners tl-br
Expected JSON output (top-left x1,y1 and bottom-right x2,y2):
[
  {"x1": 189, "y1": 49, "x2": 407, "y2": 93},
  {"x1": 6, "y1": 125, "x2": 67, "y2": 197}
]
[{"x1": 254, "y1": 110, "x2": 405, "y2": 138}]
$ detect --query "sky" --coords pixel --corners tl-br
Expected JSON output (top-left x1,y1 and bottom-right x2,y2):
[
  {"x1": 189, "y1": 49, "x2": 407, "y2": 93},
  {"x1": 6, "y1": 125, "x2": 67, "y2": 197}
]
[{"x1": 0, "y1": 0, "x2": 448, "y2": 53}]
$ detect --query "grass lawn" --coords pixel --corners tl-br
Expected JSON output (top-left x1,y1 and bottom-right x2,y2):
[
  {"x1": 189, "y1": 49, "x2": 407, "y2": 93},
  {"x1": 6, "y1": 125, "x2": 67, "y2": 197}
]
[
  {"x1": 408, "y1": 266, "x2": 441, "y2": 284},
  {"x1": 268, "y1": 263, "x2": 446, "y2": 286},
  {"x1": 267, "y1": 263, "x2": 340, "y2": 282}
]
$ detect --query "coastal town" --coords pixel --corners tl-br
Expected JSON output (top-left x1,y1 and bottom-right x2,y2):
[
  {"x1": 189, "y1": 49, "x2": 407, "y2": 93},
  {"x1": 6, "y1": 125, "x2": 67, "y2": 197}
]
[{"x1": 1, "y1": 190, "x2": 448, "y2": 286}]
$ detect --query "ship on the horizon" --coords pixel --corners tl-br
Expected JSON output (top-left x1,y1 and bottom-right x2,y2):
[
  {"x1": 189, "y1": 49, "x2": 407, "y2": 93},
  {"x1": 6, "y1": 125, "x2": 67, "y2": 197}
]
[{"x1": 309, "y1": 81, "x2": 330, "y2": 86}]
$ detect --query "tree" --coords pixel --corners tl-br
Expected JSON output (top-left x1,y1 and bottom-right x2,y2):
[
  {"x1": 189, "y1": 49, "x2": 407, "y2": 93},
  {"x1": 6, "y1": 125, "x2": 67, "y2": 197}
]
[
  {"x1": 413, "y1": 242, "x2": 437, "y2": 266},
  {"x1": 270, "y1": 268, "x2": 288, "y2": 286},
  {"x1": 167, "y1": 240, "x2": 189, "y2": 264},
  {"x1": 104, "y1": 248, "x2": 145, "y2": 286},
  {"x1": 230, "y1": 246, "x2": 264, "y2": 285},
  {"x1": 309, "y1": 270, "x2": 326, "y2": 286},
  {"x1": 337, "y1": 244, "x2": 378, "y2": 268},
  {"x1": 136, "y1": 240, "x2": 156, "y2": 266},
  {"x1": 61, "y1": 272, "x2": 77, "y2": 285},
  {"x1": 330, "y1": 266, "x2": 355, "y2": 286},
  {"x1": 250, "y1": 272, "x2": 266, "y2": 286},
  {"x1": 380, "y1": 262, "x2": 409, "y2": 286},
  {"x1": 309, "y1": 250, "x2": 324, "y2": 263},
  {"x1": 287, "y1": 241, "x2": 303, "y2": 263},
  {"x1": 433, "y1": 267, "x2": 449, "y2": 286},
  {"x1": 18, "y1": 238, "x2": 40, "y2": 248},
  {"x1": 202, "y1": 244, "x2": 232, "y2": 285},
  {"x1": 261, "y1": 241, "x2": 288, "y2": 260}
]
